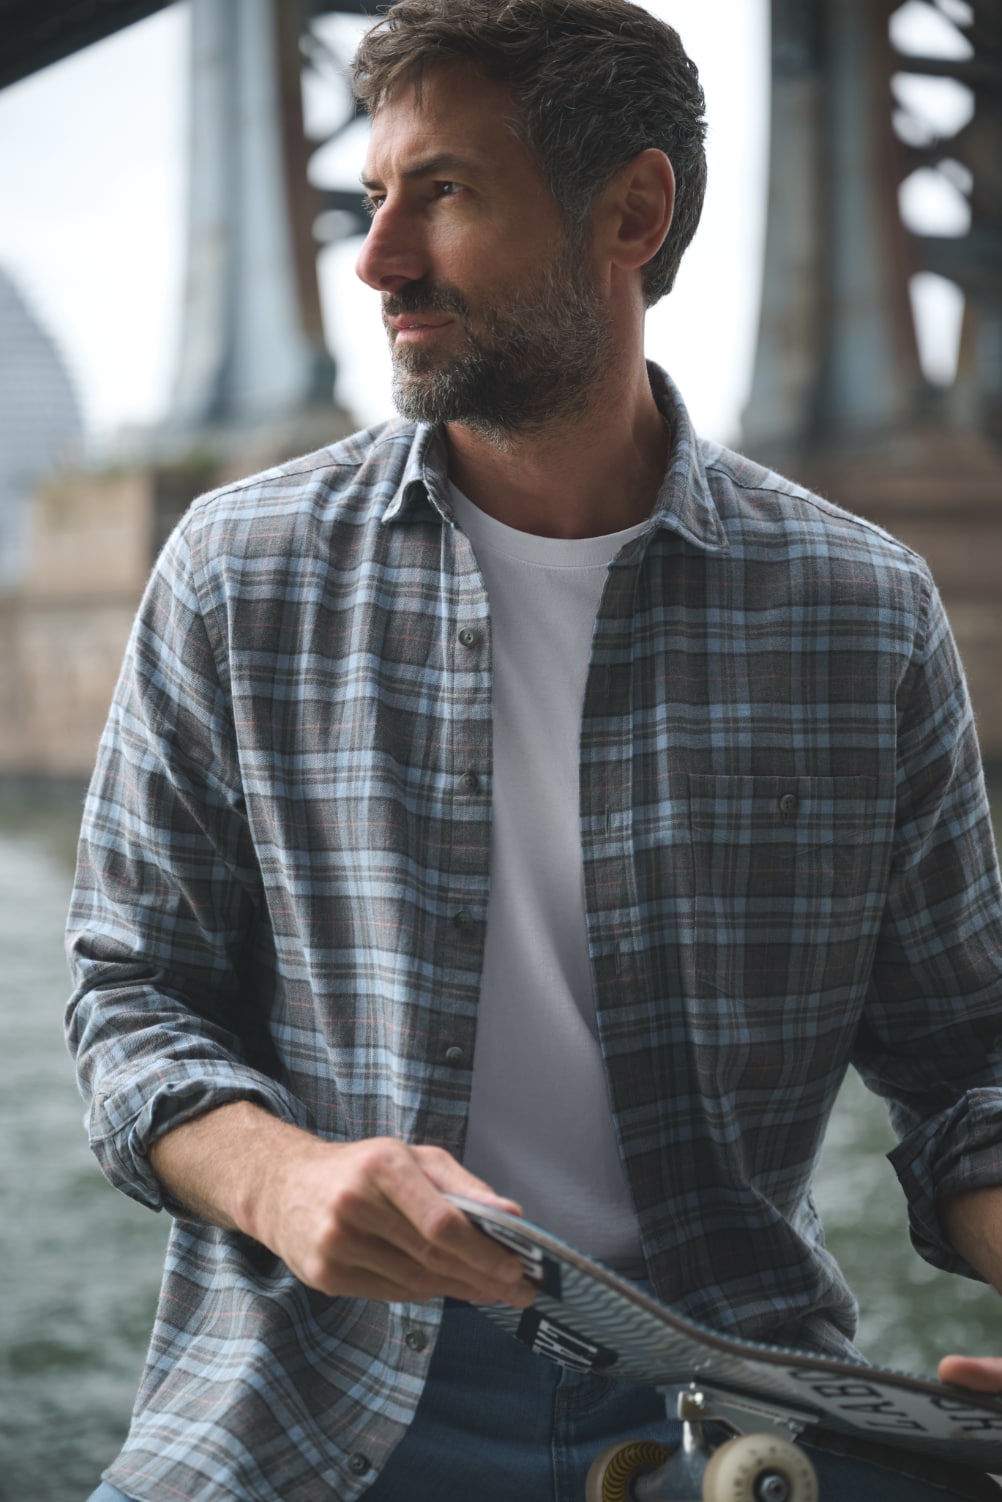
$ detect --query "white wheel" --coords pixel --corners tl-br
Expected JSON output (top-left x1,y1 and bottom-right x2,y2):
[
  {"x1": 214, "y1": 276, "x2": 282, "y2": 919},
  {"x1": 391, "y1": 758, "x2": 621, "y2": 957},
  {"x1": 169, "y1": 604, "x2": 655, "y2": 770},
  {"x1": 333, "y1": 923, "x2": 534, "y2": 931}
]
[
  {"x1": 585, "y1": 1440, "x2": 672, "y2": 1502},
  {"x1": 702, "y1": 1433, "x2": 818, "y2": 1502}
]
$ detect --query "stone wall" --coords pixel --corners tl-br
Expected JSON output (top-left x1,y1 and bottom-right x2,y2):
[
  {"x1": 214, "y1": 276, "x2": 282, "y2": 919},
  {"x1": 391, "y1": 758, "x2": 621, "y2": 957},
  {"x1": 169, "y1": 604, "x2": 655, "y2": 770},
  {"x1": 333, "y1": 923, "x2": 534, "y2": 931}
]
[
  {"x1": 0, "y1": 596, "x2": 139, "y2": 778},
  {"x1": 0, "y1": 468, "x2": 152, "y2": 778},
  {"x1": 0, "y1": 418, "x2": 349, "y2": 781}
]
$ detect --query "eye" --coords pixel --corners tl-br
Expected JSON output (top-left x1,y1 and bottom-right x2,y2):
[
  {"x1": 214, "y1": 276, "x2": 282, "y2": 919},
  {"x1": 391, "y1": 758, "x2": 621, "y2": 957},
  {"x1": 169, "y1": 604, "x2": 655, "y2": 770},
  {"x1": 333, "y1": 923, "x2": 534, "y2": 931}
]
[
  {"x1": 361, "y1": 193, "x2": 384, "y2": 218},
  {"x1": 435, "y1": 181, "x2": 464, "y2": 199}
]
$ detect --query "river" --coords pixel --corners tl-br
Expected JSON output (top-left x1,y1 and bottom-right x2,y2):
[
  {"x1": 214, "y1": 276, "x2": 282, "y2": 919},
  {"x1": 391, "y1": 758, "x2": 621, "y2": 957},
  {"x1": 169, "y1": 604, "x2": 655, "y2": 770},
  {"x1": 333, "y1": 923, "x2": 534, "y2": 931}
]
[{"x1": 2, "y1": 782, "x2": 1002, "y2": 1499}]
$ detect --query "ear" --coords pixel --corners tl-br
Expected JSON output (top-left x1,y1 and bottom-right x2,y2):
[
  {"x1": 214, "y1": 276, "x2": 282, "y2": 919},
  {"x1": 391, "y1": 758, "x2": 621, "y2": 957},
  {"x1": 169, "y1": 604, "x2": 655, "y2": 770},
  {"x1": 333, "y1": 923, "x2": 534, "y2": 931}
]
[{"x1": 597, "y1": 149, "x2": 675, "y2": 276}]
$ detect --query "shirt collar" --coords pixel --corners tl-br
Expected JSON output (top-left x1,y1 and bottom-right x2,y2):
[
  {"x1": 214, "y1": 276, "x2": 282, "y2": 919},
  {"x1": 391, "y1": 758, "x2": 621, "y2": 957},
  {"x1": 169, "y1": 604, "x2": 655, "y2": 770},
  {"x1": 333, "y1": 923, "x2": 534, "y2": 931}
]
[
  {"x1": 382, "y1": 362, "x2": 729, "y2": 555},
  {"x1": 383, "y1": 422, "x2": 454, "y2": 526},
  {"x1": 645, "y1": 363, "x2": 729, "y2": 555}
]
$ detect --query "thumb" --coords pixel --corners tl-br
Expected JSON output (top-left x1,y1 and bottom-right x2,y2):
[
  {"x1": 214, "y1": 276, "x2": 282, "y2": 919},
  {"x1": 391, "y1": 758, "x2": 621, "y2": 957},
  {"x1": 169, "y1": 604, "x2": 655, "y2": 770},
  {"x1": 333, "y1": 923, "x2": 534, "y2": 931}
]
[
  {"x1": 938, "y1": 1355, "x2": 1002, "y2": 1392},
  {"x1": 415, "y1": 1146, "x2": 524, "y2": 1216}
]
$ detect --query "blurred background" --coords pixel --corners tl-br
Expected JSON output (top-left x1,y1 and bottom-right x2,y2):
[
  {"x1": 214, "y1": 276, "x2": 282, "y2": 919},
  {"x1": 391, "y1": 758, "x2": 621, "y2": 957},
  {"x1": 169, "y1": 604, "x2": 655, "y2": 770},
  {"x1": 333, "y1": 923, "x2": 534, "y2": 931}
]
[{"x1": 0, "y1": 0, "x2": 999, "y2": 1495}]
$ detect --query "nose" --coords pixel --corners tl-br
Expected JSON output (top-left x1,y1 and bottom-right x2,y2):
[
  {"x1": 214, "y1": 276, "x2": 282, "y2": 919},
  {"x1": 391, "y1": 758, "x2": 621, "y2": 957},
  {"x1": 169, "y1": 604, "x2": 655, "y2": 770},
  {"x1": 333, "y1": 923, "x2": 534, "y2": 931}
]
[{"x1": 355, "y1": 201, "x2": 426, "y2": 293}]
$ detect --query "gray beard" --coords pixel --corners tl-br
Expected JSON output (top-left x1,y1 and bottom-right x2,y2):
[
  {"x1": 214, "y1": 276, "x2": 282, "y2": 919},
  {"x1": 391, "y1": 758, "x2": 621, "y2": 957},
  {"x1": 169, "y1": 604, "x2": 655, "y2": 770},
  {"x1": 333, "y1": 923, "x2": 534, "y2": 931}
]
[{"x1": 388, "y1": 242, "x2": 609, "y2": 445}]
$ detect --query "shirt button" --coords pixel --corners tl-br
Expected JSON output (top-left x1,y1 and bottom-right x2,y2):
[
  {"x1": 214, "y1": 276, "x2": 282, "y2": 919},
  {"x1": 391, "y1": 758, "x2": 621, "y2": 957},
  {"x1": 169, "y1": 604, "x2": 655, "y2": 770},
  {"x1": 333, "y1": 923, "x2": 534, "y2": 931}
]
[
  {"x1": 458, "y1": 626, "x2": 481, "y2": 648},
  {"x1": 444, "y1": 1045, "x2": 465, "y2": 1067},
  {"x1": 778, "y1": 792, "x2": 798, "y2": 820},
  {"x1": 405, "y1": 1329, "x2": 428, "y2": 1352},
  {"x1": 458, "y1": 771, "x2": 480, "y2": 793},
  {"x1": 452, "y1": 909, "x2": 472, "y2": 928},
  {"x1": 348, "y1": 1453, "x2": 370, "y2": 1475}
]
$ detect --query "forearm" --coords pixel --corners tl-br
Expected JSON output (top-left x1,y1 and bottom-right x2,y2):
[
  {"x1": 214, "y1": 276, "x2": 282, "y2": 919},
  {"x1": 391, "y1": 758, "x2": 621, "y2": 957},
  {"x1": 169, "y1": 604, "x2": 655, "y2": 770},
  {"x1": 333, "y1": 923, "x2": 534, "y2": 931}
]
[
  {"x1": 940, "y1": 1185, "x2": 1002, "y2": 1293},
  {"x1": 938, "y1": 1187, "x2": 1002, "y2": 1390},
  {"x1": 148, "y1": 1098, "x2": 312, "y2": 1240}
]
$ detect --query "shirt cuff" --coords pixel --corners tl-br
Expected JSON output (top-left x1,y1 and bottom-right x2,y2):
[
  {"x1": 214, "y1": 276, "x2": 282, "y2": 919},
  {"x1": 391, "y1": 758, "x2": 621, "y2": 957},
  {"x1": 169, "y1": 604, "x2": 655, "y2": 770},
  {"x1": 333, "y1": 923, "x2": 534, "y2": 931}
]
[
  {"x1": 890, "y1": 1090, "x2": 1002, "y2": 1279},
  {"x1": 89, "y1": 1062, "x2": 314, "y2": 1213}
]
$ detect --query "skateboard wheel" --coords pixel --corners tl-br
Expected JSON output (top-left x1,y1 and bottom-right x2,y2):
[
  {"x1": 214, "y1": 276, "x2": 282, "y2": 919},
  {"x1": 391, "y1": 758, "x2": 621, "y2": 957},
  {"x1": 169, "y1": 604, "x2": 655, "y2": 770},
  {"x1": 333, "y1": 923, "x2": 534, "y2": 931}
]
[
  {"x1": 701, "y1": 1434, "x2": 818, "y2": 1502},
  {"x1": 585, "y1": 1440, "x2": 673, "y2": 1501}
]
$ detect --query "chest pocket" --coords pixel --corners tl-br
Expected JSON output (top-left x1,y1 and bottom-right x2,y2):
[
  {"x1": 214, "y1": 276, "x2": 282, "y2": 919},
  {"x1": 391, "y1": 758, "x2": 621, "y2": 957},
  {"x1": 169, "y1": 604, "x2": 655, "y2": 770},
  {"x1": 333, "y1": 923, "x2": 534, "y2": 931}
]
[{"x1": 688, "y1": 774, "x2": 885, "y2": 1004}]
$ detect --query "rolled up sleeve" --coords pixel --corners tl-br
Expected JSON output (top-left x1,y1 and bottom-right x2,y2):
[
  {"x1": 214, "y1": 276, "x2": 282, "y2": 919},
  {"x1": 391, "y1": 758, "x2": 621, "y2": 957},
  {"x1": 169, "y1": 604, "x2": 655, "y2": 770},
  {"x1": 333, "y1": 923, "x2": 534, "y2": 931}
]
[
  {"x1": 65, "y1": 522, "x2": 310, "y2": 1211},
  {"x1": 857, "y1": 575, "x2": 1002, "y2": 1275}
]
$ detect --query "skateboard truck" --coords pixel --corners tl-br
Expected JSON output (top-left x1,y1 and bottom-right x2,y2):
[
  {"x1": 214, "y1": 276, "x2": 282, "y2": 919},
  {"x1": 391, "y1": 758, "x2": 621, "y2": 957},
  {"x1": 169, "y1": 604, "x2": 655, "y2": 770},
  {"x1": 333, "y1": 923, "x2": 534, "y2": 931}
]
[{"x1": 585, "y1": 1385, "x2": 820, "y2": 1501}]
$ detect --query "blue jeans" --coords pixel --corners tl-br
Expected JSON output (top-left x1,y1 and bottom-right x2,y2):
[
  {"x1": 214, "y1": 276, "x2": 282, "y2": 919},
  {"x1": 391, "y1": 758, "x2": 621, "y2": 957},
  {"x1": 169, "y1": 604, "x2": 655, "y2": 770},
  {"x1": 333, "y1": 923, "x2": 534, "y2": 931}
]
[{"x1": 88, "y1": 1301, "x2": 1000, "y2": 1501}]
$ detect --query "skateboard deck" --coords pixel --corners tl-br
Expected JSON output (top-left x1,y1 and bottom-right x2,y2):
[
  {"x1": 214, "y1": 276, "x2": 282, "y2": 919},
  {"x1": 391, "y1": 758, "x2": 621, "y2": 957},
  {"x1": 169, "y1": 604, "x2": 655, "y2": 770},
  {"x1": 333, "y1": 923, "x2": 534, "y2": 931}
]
[{"x1": 449, "y1": 1195, "x2": 1002, "y2": 1470}]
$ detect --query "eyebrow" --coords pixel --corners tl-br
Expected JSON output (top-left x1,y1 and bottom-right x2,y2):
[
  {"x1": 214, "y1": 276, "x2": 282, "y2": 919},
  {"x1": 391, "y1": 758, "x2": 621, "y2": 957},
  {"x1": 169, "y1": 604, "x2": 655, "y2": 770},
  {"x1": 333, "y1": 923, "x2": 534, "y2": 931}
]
[{"x1": 359, "y1": 151, "x2": 489, "y2": 190}]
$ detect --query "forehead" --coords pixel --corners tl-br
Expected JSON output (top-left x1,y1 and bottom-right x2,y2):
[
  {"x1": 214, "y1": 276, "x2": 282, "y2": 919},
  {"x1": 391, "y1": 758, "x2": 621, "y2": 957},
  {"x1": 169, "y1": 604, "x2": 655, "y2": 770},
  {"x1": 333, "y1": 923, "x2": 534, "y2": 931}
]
[{"x1": 362, "y1": 62, "x2": 548, "y2": 190}]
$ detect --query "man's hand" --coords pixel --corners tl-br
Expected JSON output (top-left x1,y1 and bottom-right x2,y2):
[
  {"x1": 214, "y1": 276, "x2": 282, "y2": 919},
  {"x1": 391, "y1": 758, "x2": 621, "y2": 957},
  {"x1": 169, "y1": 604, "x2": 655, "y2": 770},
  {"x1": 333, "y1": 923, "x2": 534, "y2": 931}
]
[
  {"x1": 150, "y1": 1102, "x2": 535, "y2": 1309},
  {"x1": 251, "y1": 1132, "x2": 535, "y2": 1306},
  {"x1": 938, "y1": 1355, "x2": 1002, "y2": 1392}
]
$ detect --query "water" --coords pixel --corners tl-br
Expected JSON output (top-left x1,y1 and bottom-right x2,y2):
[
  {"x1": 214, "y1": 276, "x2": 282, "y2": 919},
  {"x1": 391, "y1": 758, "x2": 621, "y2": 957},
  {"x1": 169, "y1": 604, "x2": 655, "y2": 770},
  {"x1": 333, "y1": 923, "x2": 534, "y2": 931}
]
[
  {"x1": 0, "y1": 788, "x2": 168, "y2": 1501},
  {"x1": 2, "y1": 786, "x2": 1002, "y2": 1499}
]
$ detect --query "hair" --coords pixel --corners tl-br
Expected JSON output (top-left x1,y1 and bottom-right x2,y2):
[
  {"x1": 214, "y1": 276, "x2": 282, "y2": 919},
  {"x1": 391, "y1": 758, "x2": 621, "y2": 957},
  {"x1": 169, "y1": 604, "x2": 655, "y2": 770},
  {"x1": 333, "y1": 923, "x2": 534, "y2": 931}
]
[{"x1": 352, "y1": 0, "x2": 707, "y2": 304}]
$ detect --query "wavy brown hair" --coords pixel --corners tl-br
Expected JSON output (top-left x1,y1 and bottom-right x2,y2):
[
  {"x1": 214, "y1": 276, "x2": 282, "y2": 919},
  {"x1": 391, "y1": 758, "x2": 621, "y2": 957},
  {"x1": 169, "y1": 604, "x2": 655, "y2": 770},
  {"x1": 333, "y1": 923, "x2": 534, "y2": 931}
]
[{"x1": 352, "y1": 0, "x2": 707, "y2": 304}]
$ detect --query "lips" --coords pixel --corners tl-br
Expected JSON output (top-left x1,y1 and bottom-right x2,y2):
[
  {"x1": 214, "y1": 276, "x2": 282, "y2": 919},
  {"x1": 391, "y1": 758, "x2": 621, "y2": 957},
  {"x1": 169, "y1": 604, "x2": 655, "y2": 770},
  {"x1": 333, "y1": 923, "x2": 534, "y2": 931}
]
[{"x1": 387, "y1": 314, "x2": 452, "y2": 334}]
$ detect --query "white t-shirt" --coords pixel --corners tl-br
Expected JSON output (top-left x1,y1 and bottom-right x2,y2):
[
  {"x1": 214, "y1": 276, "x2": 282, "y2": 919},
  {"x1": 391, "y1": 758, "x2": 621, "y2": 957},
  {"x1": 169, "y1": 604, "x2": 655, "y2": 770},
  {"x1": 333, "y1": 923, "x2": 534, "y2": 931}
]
[{"x1": 451, "y1": 484, "x2": 647, "y2": 1274}]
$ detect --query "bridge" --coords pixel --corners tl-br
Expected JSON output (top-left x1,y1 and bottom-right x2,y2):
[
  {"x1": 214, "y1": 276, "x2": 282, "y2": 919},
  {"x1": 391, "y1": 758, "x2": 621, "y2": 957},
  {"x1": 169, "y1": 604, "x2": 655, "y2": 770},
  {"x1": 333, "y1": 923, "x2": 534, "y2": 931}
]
[{"x1": 0, "y1": 0, "x2": 999, "y2": 771}]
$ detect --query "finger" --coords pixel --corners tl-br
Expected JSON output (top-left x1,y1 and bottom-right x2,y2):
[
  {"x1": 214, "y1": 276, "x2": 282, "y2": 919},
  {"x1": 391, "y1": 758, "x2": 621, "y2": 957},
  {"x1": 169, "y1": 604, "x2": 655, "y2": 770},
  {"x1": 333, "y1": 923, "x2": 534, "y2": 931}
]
[
  {"x1": 398, "y1": 1191, "x2": 532, "y2": 1294},
  {"x1": 334, "y1": 1269, "x2": 529, "y2": 1306},
  {"x1": 309, "y1": 1257, "x2": 532, "y2": 1306},
  {"x1": 318, "y1": 1145, "x2": 533, "y2": 1298},
  {"x1": 368, "y1": 1149, "x2": 529, "y2": 1288},
  {"x1": 415, "y1": 1146, "x2": 525, "y2": 1215},
  {"x1": 938, "y1": 1355, "x2": 1002, "y2": 1392},
  {"x1": 320, "y1": 1224, "x2": 535, "y2": 1308}
]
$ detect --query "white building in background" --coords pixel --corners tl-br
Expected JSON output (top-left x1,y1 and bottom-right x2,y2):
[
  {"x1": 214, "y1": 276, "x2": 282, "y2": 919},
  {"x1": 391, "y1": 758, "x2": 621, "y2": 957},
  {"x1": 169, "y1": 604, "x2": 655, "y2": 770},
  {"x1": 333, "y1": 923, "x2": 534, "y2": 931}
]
[{"x1": 0, "y1": 269, "x2": 82, "y2": 589}]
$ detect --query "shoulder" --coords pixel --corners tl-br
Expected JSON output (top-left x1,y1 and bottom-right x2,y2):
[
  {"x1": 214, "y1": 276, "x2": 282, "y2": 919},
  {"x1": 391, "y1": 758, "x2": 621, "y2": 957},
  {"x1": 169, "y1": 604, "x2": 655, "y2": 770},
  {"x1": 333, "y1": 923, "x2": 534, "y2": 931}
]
[
  {"x1": 701, "y1": 439, "x2": 932, "y2": 592},
  {"x1": 175, "y1": 419, "x2": 419, "y2": 564},
  {"x1": 140, "y1": 419, "x2": 426, "y2": 632}
]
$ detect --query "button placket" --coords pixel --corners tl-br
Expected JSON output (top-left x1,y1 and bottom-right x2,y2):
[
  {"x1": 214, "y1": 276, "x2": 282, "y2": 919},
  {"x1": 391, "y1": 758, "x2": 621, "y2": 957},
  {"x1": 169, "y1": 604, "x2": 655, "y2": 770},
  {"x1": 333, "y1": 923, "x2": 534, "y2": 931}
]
[{"x1": 432, "y1": 551, "x2": 490, "y2": 1151}]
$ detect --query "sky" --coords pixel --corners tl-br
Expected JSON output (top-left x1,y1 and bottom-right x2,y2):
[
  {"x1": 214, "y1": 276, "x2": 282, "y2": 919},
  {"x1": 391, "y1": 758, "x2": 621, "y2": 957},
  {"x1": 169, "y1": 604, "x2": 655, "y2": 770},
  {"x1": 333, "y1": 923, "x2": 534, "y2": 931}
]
[{"x1": 0, "y1": 0, "x2": 970, "y2": 456}]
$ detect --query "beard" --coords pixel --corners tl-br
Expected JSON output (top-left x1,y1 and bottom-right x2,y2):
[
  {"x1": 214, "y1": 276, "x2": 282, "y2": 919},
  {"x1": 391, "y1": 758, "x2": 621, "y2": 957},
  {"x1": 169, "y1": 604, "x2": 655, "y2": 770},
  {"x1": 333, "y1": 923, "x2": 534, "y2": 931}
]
[{"x1": 383, "y1": 234, "x2": 610, "y2": 444}]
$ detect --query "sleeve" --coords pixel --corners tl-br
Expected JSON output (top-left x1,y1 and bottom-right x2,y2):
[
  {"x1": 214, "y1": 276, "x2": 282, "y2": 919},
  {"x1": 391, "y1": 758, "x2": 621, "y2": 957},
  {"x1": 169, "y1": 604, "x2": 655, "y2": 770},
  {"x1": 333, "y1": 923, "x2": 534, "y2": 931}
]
[
  {"x1": 65, "y1": 520, "x2": 311, "y2": 1213},
  {"x1": 853, "y1": 570, "x2": 1002, "y2": 1278}
]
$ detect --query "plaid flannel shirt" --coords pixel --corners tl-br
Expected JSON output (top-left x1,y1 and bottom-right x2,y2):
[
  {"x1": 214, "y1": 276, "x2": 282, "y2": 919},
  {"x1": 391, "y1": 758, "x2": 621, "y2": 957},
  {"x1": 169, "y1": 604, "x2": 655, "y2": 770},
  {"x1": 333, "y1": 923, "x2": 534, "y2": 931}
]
[{"x1": 66, "y1": 367, "x2": 1002, "y2": 1502}]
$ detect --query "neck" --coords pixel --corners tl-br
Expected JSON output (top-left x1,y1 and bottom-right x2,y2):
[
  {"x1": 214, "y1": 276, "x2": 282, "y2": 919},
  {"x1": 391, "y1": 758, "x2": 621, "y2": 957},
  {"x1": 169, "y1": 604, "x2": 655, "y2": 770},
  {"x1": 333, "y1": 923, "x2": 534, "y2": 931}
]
[{"x1": 444, "y1": 358, "x2": 669, "y2": 540}]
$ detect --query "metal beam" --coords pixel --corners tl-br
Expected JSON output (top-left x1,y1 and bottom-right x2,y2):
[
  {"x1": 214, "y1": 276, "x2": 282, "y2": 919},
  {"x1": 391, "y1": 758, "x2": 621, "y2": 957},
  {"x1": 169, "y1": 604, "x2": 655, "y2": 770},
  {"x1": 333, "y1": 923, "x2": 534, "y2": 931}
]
[
  {"x1": 0, "y1": 0, "x2": 380, "y2": 91},
  {"x1": 892, "y1": 53, "x2": 1002, "y2": 87},
  {"x1": 0, "y1": 0, "x2": 176, "y2": 90},
  {"x1": 745, "y1": 0, "x2": 1001, "y2": 455}
]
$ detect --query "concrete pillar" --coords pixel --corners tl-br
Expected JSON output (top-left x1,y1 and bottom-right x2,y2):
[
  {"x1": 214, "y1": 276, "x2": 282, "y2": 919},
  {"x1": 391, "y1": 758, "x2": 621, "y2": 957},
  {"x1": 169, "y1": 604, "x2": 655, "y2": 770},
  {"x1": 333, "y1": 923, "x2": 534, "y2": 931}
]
[
  {"x1": 169, "y1": 0, "x2": 337, "y2": 430},
  {"x1": 743, "y1": 0, "x2": 926, "y2": 456}
]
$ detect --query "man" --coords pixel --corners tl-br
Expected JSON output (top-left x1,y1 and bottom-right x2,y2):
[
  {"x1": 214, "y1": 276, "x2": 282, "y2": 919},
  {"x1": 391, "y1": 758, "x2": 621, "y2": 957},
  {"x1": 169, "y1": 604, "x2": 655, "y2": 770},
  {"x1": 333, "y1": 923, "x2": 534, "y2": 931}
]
[{"x1": 68, "y1": 2, "x2": 1002, "y2": 1499}]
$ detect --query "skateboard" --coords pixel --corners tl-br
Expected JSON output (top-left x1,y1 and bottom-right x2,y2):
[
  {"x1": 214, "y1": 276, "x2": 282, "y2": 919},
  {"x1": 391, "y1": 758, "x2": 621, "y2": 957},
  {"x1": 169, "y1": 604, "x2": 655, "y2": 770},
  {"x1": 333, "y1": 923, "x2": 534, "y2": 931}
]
[{"x1": 449, "y1": 1194, "x2": 1002, "y2": 1501}]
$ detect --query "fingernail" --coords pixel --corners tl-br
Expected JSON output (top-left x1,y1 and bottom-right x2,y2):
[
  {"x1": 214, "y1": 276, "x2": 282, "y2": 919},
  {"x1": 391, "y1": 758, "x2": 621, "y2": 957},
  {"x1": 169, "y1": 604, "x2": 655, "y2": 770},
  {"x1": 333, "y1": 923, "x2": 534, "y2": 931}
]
[{"x1": 507, "y1": 1285, "x2": 535, "y2": 1309}]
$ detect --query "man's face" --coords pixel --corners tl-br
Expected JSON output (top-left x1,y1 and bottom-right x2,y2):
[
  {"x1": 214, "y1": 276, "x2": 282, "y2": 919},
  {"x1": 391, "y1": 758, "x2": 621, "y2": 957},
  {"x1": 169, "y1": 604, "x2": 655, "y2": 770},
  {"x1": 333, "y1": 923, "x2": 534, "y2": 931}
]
[{"x1": 356, "y1": 65, "x2": 611, "y2": 439}]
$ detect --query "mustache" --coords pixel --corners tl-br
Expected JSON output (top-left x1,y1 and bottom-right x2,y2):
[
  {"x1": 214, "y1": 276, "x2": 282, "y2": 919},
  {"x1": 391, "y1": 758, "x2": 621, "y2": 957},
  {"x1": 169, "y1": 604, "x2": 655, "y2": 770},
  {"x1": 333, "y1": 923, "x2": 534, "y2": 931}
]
[{"x1": 382, "y1": 282, "x2": 470, "y2": 320}]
